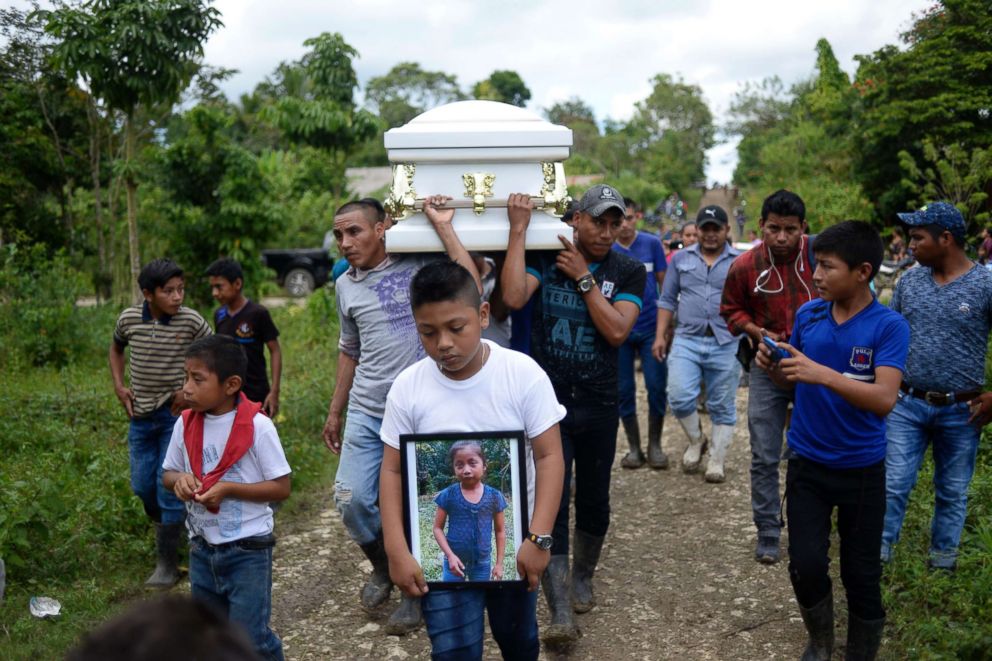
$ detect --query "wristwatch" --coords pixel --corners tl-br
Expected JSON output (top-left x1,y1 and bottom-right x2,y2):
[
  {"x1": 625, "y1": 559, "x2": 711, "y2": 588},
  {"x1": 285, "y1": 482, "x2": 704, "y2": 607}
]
[
  {"x1": 576, "y1": 273, "x2": 596, "y2": 294},
  {"x1": 527, "y1": 532, "x2": 554, "y2": 551}
]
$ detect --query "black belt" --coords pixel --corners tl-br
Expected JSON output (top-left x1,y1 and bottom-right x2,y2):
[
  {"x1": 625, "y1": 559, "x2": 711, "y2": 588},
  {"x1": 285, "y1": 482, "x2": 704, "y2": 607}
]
[
  {"x1": 191, "y1": 534, "x2": 276, "y2": 551},
  {"x1": 900, "y1": 383, "x2": 981, "y2": 406}
]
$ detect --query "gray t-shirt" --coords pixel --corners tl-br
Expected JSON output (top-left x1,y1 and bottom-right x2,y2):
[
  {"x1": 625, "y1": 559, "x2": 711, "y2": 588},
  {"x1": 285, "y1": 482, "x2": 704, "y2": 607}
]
[
  {"x1": 336, "y1": 254, "x2": 433, "y2": 418},
  {"x1": 891, "y1": 263, "x2": 992, "y2": 392}
]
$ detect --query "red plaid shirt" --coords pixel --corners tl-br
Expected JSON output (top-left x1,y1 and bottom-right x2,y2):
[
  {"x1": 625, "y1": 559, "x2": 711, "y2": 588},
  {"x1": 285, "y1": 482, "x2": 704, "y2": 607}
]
[{"x1": 720, "y1": 239, "x2": 818, "y2": 340}]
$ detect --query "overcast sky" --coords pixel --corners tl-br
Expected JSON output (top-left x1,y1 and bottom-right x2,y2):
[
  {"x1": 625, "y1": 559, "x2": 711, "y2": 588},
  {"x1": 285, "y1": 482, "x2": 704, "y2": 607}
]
[{"x1": 15, "y1": 0, "x2": 932, "y2": 185}]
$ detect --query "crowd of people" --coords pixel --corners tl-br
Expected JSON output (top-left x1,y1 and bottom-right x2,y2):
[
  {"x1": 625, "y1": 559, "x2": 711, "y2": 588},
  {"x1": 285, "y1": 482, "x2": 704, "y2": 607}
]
[{"x1": 94, "y1": 185, "x2": 992, "y2": 661}]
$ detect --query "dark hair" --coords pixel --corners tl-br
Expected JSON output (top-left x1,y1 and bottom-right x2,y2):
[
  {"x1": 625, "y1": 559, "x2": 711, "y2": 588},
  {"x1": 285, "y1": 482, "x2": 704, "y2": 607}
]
[
  {"x1": 138, "y1": 259, "x2": 183, "y2": 293},
  {"x1": 562, "y1": 200, "x2": 576, "y2": 224},
  {"x1": 912, "y1": 223, "x2": 966, "y2": 248},
  {"x1": 812, "y1": 220, "x2": 884, "y2": 279},
  {"x1": 358, "y1": 197, "x2": 387, "y2": 222},
  {"x1": 761, "y1": 189, "x2": 806, "y2": 222},
  {"x1": 185, "y1": 335, "x2": 247, "y2": 388},
  {"x1": 335, "y1": 200, "x2": 382, "y2": 225},
  {"x1": 205, "y1": 258, "x2": 244, "y2": 284},
  {"x1": 623, "y1": 197, "x2": 639, "y2": 211},
  {"x1": 448, "y1": 441, "x2": 485, "y2": 469},
  {"x1": 409, "y1": 260, "x2": 481, "y2": 311},
  {"x1": 65, "y1": 595, "x2": 261, "y2": 661}
]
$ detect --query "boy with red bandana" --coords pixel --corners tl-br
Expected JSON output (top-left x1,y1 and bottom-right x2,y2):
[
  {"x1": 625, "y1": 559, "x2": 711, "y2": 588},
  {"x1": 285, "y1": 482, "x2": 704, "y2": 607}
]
[{"x1": 163, "y1": 335, "x2": 291, "y2": 661}]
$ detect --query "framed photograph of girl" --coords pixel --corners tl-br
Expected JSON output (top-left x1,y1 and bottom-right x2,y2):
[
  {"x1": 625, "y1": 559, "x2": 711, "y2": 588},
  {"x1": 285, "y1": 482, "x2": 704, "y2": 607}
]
[{"x1": 399, "y1": 431, "x2": 529, "y2": 589}]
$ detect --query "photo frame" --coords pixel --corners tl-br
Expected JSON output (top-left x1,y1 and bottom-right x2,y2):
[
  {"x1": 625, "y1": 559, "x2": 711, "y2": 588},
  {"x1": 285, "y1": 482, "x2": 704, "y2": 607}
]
[{"x1": 400, "y1": 431, "x2": 529, "y2": 589}]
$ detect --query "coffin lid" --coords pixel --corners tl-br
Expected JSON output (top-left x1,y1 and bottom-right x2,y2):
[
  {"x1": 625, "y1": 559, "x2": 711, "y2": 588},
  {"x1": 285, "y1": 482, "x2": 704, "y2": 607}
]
[{"x1": 384, "y1": 100, "x2": 572, "y2": 150}]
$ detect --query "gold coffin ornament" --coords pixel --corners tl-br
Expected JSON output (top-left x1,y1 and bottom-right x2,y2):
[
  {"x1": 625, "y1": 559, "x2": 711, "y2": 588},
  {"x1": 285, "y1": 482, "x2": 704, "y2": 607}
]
[{"x1": 384, "y1": 162, "x2": 571, "y2": 221}]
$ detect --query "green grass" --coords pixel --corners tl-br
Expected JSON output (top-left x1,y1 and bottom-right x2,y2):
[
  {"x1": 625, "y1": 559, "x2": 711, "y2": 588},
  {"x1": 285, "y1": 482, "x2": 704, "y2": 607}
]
[{"x1": 0, "y1": 288, "x2": 339, "y2": 659}]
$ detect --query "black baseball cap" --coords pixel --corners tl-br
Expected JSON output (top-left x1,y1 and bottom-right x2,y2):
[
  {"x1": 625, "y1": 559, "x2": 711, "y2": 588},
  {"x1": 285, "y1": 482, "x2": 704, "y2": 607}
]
[
  {"x1": 576, "y1": 184, "x2": 626, "y2": 218},
  {"x1": 696, "y1": 205, "x2": 729, "y2": 228}
]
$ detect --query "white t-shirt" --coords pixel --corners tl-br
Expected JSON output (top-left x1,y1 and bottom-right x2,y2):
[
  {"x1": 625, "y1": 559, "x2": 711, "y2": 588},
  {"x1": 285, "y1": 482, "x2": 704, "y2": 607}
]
[
  {"x1": 163, "y1": 410, "x2": 291, "y2": 545},
  {"x1": 380, "y1": 340, "x2": 566, "y2": 519}
]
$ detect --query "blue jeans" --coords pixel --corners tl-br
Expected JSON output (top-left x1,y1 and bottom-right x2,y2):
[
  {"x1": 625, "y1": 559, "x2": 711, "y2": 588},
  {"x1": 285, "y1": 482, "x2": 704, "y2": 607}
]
[
  {"x1": 333, "y1": 408, "x2": 385, "y2": 545},
  {"x1": 666, "y1": 334, "x2": 740, "y2": 425},
  {"x1": 618, "y1": 328, "x2": 668, "y2": 419},
  {"x1": 882, "y1": 394, "x2": 981, "y2": 568},
  {"x1": 189, "y1": 535, "x2": 283, "y2": 661},
  {"x1": 128, "y1": 405, "x2": 185, "y2": 524},
  {"x1": 423, "y1": 588, "x2": 539, "y2": 660}
]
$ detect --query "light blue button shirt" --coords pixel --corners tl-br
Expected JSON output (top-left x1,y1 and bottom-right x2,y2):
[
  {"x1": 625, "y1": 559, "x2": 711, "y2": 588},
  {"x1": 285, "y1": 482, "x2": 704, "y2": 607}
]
[{"x1": 659, "y1": 242, "x2": 740, "y2": 345}]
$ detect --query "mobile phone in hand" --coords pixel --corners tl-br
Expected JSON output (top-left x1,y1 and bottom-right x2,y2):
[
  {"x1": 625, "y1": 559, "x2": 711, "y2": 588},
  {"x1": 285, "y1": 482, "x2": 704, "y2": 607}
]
[{"x1": 763, "y1": 336, "x2": 789, "y2": 362}]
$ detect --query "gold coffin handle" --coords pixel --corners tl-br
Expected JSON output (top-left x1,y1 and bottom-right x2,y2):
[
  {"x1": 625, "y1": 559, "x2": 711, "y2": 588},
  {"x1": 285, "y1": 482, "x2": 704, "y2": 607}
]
[{"x1": 385, "y1": 162, "x2": 572, "y2": 221}]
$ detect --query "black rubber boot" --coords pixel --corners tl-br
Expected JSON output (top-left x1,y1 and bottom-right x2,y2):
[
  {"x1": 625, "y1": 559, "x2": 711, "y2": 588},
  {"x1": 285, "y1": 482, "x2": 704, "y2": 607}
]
[
  {"x1": 384, "y1": 593, "x2": 423, "y2": 635},
  {"x1": 571, "y1": 529, "x2": 605, "y2": 614},
  {"x1": 619, "y1": 415, "x2": 645, "y2": 469},
  {"x1": 798, "y1": 593, "x2": 834, "y2": 661},
  {"x1": 358, "y1": 535, "x2": 393, "y2": 611},
  {"x1": 845, "y1": 613, "x2": 884, "y2": 661},
  {"x1": 646, "y1": 412, "x2": 669, "y2": 469},
  {"x1": 145, "y1": 523, "x2": 183, "y2": 589},
  {"x1": 541, "y1": 555, "x2": 579, "y2": 645}
]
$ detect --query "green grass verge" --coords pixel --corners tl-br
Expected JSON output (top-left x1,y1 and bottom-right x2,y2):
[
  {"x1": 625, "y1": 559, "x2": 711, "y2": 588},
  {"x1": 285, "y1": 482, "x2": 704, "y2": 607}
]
[{"x1": 0, "y1": 288, "x2": 339, "y2": 659}]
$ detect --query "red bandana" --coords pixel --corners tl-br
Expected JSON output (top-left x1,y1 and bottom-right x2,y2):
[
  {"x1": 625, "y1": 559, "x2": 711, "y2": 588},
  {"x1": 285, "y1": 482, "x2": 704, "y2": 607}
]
[{"x1": 181, "y1": 397, "x2": 263, "y2": 513}]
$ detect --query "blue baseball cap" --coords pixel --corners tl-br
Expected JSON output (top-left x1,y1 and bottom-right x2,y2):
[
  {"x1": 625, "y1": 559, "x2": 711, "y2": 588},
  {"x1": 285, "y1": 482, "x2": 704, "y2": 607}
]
[{"x1": 896, "y1": 201, "x2": 966, "y2": 239}]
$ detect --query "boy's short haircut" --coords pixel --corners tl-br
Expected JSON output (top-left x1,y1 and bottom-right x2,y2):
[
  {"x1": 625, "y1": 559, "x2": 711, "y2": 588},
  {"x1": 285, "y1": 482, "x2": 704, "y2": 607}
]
[
  {"x1": 623, "y1": 197, "x2": 639, "y2": 211},
  {"x1": 335, "y1": 200, "x2": 381, "y2": 225},
  {"x1": 138, "y1": 259, "x2": 183, "y2": 293},
  {"x1": 185, "y1": 335, "x2": 248, "y2": 387},
  {"x1": 358, "y1": 197, "x2": 387, "y2": 222},
  {"x1": 65, "y1": 595, "x2": 261, "y2": 661},
  {"x1": 410, "y1": 260, "x2": 481, "y2": 311},
  {"x1": 761, "y1": 189, "x2": 807, "y2": 222},
  {"x1": 813, "y1": 220, "x2": 884, "y2": 279},
  {"x1": 205, "y1": 258, "x2": 244, "y2": 284},
  {"x1": 448, "y1": 440, "x2": 485, "y2": 467}
]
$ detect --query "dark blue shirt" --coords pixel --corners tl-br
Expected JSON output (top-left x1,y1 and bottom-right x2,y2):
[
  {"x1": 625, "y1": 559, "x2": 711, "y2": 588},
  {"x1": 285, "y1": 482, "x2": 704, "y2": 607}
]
[
  {"x1": 526, "y1": 250, "x2": 646, "y2": 398},
  {"x1": 613, "y1": 231, "x2": 667, "y2": 335},
  {"x1": 435, "y1": 483, "x2": 507, "y2": 564},
  {"x1": 891, "y1": 264, "x2": 992, "y2": 392},
  {"x1": 787, "y1": 298, "x2": 910, "y2": 468}
]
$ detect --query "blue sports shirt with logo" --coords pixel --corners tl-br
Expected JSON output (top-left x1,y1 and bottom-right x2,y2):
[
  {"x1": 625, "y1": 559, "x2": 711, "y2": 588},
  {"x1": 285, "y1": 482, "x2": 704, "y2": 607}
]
[{"x1": 786, "y1": 298, "x2": 910, "y2": 468}]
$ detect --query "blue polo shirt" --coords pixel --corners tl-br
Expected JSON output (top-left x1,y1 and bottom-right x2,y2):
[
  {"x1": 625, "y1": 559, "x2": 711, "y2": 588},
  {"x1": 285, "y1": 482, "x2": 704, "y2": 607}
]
[
  {"x1": 613, "y1": 231, "x2": 667, "y2": 335},
  {"x1": 787, "y1": 298, "x2": 910, "y2": 468}
]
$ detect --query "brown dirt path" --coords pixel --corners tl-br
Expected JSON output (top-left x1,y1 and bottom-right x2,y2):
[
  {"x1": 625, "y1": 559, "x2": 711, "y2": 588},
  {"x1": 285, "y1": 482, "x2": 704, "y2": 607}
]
[{"x1": 269, "y1": 385, "x2": 812, "y2": 660}]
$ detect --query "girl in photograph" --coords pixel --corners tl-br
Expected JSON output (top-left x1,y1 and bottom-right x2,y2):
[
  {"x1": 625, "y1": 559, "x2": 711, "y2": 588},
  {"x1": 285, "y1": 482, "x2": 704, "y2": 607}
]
[{"x1": 432, "y1": 441, "x2": 507, "y2": 581}]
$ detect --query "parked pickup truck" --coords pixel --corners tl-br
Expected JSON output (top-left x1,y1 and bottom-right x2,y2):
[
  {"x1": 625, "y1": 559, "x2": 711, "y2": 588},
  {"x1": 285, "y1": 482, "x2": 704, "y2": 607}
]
[{"x1": 261, "y1": 248, "x2": 334, "y2": 297}]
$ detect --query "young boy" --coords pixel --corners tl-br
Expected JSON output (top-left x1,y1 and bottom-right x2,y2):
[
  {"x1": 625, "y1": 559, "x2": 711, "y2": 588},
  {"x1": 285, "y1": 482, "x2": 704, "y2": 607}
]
[
  {"x1": 163, "y1": 335, "x2": 291, "y2": 661},
  {"x1": 379, "y1": 260, "x2": 566, "y2": 660},
  {"x1": 109, "y1": 258, "x2": 212, "y2": 588},
  {"x1": 756, "y1": 221, "x2": 909, "y2": 661},
  {"x1": 206, "y1": 258, "x2": 282, "y2": 417}
]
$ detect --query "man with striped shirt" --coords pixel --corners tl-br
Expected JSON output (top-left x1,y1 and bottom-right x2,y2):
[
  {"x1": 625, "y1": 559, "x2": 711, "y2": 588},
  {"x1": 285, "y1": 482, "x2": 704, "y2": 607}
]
[{"x1": 109, "y1": 259, "x2": 212, "y2": 588}]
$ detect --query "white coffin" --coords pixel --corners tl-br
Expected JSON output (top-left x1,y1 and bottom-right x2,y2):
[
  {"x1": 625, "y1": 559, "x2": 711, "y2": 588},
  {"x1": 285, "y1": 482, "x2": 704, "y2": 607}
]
[{"x1": 382, "y1": 100, "x2": 573, "y2": 252}]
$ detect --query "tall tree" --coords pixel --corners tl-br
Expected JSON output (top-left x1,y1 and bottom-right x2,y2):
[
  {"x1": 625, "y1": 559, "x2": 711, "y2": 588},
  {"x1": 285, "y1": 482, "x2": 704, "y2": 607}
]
[
  {"x1": 854, "y1": 0, "x2": 992, "y2": 218},
  {"x1": 262, "y1": 32, "x2": 378, "y2": 199},
  {"x1": 632, "y1": 74, "x2": 715, "y2": 194},
  {"x1": 365, "y1": 62, "x2": 465, "y2": 128},
  {"x1": 44, "y1": 0, "x2": 223, "y2": 301},
  {"x1": 472, "y1": 70, "x2": 531, "y2": 107}
]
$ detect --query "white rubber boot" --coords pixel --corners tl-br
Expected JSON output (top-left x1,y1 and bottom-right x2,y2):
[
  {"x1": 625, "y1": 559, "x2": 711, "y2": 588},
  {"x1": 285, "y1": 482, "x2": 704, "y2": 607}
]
[
  {"x1": 705, "y1": 424, "x2": 735, "y2": 483},
  {"x1": 678, "y1": 412, "x2": 706, "y2": 474}
]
